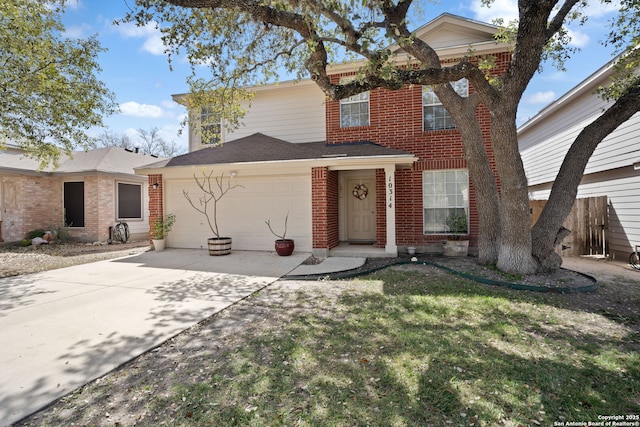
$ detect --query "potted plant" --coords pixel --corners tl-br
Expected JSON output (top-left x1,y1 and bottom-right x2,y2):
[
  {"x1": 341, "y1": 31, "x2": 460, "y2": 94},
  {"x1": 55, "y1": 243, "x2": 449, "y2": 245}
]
[
  {"x1": 183, "y1": 170, "x2": 243, "y2": 256},
  {"x1": 265, "y1": 212, "x2": 294, "y2": 256},
  {"x1": 151, "y1": 213, "x2": 176, "y2": 252},
  {"x1": 442, "y1": 212, "x2": 469, "y2": 257}
]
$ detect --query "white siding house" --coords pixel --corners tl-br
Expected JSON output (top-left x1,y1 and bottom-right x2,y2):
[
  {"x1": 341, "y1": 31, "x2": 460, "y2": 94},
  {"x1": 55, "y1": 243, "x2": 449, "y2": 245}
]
[
  {"x1": 176, "y1": 79, "x2": 327, "y2": 153},
  {"x1": 518, "y1": 59, "x2": 640, "y2": 260}
]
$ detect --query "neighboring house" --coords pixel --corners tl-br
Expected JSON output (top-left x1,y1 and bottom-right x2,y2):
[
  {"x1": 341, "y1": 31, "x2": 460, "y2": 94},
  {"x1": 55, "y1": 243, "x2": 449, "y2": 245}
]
[
  {"x1": 0, "y1": 146, "x2": 162, "y2": 243},
  {"x1": 518, "y1": 57, "x2": 640, "y2": 260},
  {"x1": 137, "y1": 14, "x2": 512, "y2": 257}
]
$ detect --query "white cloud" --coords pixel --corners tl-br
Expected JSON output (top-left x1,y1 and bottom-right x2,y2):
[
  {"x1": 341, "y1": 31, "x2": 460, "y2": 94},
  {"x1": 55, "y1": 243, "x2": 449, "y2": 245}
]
[
  {"x1": 470, "y1": 0, "x2": 620, "y2": 27},
  {"x1": 116, "y1": 21, "x2": 157, "y2": 38},
  {"x1": 123, "y1": 127, "x2": 140, "y2": 141},
  {"x1": 470, "y1": 0, "x2": 518, "y2": 23},
  {"x1": 65, "y1": 0, "x2": 81, "y2": 10},
  {"x1": 524, "y1": 90, "x2": 556, "y2": 105},
  {"x1": 115, "y1": 21, "x2": 165, "y2": 56},
  {"x1": 141, "y1": 35, "x2": 165, "y2": 55},
  {"x1": 63, "y1": 23, "x2": 92, "y2": 39},
  {"x1": 567, "y1": 29, "x2": 590, "y2": 48},
  {"x1": 119, "y1": 101, "x2": 165, "y2": 118},
  {"x1": 161, "y1": 100, "x2": 178, "y2": 109},
  {"x1": 583, "y1": 1, "x2": 621, "y2": 18}
]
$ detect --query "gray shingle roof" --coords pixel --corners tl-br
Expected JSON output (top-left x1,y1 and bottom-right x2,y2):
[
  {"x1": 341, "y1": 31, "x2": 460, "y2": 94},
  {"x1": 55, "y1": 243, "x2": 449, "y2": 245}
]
[
  {"x1": 165, "y1": 133, "x2": 412, "y2": 167},
  {"x1": 0, "y1": 146, "x2": 164, "y2": 175}
]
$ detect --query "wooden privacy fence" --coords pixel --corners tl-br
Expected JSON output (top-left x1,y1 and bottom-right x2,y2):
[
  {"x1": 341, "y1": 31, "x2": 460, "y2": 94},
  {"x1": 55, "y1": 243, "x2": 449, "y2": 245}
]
[{"x1": 530, "y1": 196, "x2": 608, "y2": 257}]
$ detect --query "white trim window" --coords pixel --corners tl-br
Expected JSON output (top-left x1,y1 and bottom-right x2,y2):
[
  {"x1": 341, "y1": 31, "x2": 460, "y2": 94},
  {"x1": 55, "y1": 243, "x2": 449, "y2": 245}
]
[
  {"x1": 116, "y1": 182, "x2": 143, "y2": 221},
  {"x1": 423, "y1": 169, "x2": 469, "y2": 234},
  {"x1": 339, "y1": 77, "x2": 369, "y2": 128},
  {"x1": 200, "y1": 106, "x2": 222, "y2": 145},
  {"x1": 423, "y1": 79, "x2": 468, "y2": 131}
]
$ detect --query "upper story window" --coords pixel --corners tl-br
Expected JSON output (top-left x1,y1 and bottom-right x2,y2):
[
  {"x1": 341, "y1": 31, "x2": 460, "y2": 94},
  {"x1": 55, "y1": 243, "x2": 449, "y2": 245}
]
[
  {"x1": 339, "y1": 77, "x2": 369, "y2": 128},
  {"x1": 200, "y1": 106, "x2": 222, "y2": 145},
  {"x1": 423, "y1": 79, "x2": 468, "y2": 131}
]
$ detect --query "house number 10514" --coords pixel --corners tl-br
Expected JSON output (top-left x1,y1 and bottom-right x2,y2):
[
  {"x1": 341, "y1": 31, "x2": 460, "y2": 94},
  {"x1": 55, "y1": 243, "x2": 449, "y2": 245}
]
[{"x1": 388, "y1": 176, "x2": 393, "y2": 209}]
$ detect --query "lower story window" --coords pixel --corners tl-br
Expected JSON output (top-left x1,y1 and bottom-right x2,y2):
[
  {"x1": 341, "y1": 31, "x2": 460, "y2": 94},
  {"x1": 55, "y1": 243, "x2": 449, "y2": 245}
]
[
  {"x1": 423, "y1": 169, "x2": 469, "y2": 234},
  {"x1": 63, "y1": 181, "x2": 84, "y2": 227},
  {"x1": 117, "y1": 182, "x2": 142, "y2": 220}
]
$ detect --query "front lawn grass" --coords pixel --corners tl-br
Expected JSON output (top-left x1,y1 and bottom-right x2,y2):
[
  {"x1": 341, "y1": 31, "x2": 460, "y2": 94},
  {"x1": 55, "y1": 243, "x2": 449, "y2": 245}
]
[{"x1": 148, "y1": 268, "x2": 639, "y2": 426}]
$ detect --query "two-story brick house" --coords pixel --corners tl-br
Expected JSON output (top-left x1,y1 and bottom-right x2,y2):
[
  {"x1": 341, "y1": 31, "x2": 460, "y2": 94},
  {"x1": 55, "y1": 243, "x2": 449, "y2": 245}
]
[{"x1": 137, "y1": 13, "x2": 510, "y2": 257}]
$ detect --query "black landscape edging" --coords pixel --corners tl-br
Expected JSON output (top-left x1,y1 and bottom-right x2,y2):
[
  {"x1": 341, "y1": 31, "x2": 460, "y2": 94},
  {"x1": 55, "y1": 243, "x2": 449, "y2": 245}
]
[{"x1": 284, "y1": 258, "x2": 598, "y2": 293}]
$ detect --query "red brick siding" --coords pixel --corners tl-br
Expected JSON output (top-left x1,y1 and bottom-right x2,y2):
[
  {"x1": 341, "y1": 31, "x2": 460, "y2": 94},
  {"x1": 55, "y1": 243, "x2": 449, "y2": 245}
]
[
  {"x1": 326, "y1": 53, "x2": 509, "y2": 248},
  {"x1": 148, "y1": 174, "x2": 163, "y2": 241},
  {"x1": 311, "y1": 167, "x2": 339, "y2": 250}
]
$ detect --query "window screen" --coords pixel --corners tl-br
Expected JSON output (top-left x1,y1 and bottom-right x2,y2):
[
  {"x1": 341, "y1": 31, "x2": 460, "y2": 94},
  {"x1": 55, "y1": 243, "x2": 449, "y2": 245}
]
[{"x1": 117, "y1": 182, "x2": 142, "y2": 220}]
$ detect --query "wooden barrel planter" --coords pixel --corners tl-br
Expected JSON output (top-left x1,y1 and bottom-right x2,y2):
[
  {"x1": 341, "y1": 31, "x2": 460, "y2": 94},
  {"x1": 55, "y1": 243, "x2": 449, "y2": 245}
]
[
  {"x1": 274, "y1": 239, "x2": 295, "y2": 256},
  {"x1": 208, "y1": 237, "x2": 232, "y2": 256}
]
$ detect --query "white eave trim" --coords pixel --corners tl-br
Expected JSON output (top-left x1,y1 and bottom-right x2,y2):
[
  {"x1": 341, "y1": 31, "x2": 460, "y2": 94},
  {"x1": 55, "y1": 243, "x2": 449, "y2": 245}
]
[
  {"x1": 329, "y1": 41, "x2": 512, "y2": 74},
  {"x1": 135, "y1": 154, "x2": 418, "y2": 176},
  {"x1": 518, "y1": 56, "x2": 619, "y2": 134}
]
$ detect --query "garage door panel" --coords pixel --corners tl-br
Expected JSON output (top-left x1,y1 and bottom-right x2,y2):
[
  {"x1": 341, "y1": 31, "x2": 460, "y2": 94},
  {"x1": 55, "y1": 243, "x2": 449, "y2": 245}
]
[{"x1": 165, "y1": 175, "x2": 311, "y2": 251}]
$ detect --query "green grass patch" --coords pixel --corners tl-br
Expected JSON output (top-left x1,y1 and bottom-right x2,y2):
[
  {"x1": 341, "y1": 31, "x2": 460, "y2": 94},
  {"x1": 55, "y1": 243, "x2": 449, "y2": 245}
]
[{"x1": 145, "y1": 269, "x2": 640, "y2": 426}]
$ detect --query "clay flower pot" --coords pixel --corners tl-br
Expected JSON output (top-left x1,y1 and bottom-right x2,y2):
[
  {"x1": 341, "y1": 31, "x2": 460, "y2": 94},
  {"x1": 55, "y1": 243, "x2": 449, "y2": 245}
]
[{"x1": 274, "y1": 239, "x2": 294, "y2": 256}]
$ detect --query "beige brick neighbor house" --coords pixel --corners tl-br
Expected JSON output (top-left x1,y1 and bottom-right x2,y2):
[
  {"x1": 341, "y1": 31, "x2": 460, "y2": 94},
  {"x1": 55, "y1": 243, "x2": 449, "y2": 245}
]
[{"x1": 0, "y1": 145, "x2": 162, "y2": 243}]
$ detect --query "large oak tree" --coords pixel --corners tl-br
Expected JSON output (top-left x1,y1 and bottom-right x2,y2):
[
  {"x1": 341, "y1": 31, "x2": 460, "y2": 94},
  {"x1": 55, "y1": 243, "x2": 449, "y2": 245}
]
[{"x1": 126, "y1": 0, "x2": 640, "y2": 274}]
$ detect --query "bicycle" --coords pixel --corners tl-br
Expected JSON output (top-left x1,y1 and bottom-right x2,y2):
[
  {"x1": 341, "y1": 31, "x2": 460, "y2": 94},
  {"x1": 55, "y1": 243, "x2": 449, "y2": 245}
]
[
  {"x1": 630, "y1": 245, "x2": 640, "y2": 270},
  {"x1": 112, "y1": 221, "x2": 130, "y2": 244}
]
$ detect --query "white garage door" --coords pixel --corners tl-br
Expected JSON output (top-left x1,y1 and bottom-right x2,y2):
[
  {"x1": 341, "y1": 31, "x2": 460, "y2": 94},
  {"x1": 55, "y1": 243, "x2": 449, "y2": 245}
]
[{"x1": 164, "y1": 174, "x2": 312, "y2": 252}]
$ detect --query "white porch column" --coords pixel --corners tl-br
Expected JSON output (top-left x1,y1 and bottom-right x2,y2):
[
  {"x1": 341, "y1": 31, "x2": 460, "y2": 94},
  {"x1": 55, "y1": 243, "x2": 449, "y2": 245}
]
[{"x1": 384, "y1": 165, "x2": 397, "y2": 256}]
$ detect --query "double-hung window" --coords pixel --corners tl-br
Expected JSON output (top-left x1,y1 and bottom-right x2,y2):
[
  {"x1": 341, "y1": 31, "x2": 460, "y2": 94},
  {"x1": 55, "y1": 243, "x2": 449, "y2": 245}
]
[
  {"x1": 339, "y1": 77, "x2": 369, "y2": 127},
  {"x1": 423, "y1": 79, "x2": 468, "y2": 131},
  {"x1": 423, "y1": 169, "x2": 469, "y2": 234},
  {"x1": 200, "y1": 106, "x2": 222, "y2": 145}
]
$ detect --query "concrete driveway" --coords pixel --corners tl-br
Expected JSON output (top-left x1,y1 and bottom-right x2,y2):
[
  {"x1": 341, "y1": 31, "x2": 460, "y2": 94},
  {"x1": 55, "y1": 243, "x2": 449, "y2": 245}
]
[{"x1": 0, "y1": 249, "x2": 308, "y2": 426}]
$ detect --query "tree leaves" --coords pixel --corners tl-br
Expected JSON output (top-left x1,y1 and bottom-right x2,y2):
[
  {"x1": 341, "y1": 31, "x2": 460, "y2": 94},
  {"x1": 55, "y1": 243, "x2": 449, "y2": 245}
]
[{"x1": 0, "y1": 0, "x2": 117, "y2": 168}]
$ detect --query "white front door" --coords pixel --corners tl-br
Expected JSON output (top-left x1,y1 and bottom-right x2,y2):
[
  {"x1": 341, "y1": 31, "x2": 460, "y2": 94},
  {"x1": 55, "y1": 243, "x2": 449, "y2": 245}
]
[{"x1": 347, "y1": 177, "x2": 376, "y2": 241}]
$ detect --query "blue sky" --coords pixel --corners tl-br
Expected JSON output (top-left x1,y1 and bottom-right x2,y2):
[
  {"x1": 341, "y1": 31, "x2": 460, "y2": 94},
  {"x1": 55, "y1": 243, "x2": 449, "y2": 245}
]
[{"x1": 60, "y1": 0, "x2": 621, "y2": 152}]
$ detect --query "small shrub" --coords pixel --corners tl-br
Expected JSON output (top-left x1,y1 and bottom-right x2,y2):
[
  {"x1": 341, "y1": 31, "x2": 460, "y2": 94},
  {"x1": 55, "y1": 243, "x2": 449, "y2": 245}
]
[{"x1": 53, "y1": 225, "x2": 71, "y2": 243}]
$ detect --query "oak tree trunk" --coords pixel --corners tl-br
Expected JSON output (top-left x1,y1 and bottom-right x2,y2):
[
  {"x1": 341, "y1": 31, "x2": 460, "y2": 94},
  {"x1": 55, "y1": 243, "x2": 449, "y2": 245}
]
[
  {"x1": 435, "y1": 87, "x2": 501, "y2": 265},
  {"x1": 531, "y1": 82, "x2": 640, "y2": 269},
  {"x1": 491, "y1": 105, "x2": 538, "y2": 274}
]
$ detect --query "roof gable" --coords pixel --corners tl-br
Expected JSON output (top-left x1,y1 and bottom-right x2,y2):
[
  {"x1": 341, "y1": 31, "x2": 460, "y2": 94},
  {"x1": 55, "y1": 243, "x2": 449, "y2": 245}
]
[
  {"x1": 390, "y1": 13, "x2": 500, "y2": 53},
  {"x1": 56, "y1": 147, "x2": 163, "y2": 174},
  {"x1": 162, "y1": 133, "x2": 413, "y2": 167}
]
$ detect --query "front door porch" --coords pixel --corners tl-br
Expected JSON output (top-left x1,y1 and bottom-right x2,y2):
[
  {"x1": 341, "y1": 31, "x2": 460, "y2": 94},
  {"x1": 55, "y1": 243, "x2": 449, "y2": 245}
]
[{"x1": 311, "y1": 164, "x2": 399, "y2": 258}]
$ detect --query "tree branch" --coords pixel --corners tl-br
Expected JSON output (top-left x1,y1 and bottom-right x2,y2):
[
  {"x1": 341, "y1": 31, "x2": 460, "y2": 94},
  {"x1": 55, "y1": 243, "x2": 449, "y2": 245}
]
[{"x1": 546, "y1": 0, "x2": 582, "y2": 41}]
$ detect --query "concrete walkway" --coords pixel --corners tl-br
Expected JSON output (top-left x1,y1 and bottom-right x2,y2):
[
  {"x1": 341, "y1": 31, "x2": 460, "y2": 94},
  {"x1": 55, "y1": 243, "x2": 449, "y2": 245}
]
[{"x1": 0, "y1": 249, "x2": 309, "y2": 426}]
